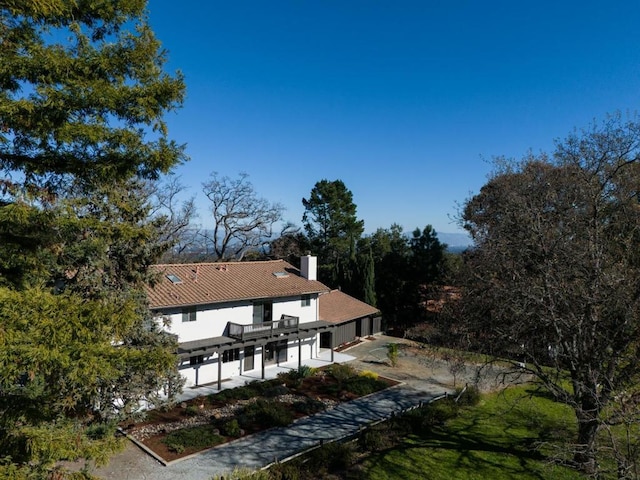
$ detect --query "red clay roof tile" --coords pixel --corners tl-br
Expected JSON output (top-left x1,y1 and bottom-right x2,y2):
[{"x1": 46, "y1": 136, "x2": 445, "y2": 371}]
[
  {"x1": 319, "y1": 289, "x2": 380, "y2": 324},
  {"x1": 147, "y1": 260, "x2": 330, "y2": 309}
]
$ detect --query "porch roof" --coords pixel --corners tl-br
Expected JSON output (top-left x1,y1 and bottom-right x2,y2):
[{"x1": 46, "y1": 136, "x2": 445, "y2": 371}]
[{"x1": 177, "y1": 321, "x2": 336, "y2": 359}]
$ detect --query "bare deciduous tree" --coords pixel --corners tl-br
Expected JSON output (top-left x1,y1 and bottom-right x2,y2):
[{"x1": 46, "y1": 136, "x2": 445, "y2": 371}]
[
  {"x1": 202, "y1": 172, "x2": 284, "y2": 260},
  {"x1": 458, "y1": 115, "x2": 640, "y2": 475},
  {"x1": 147, "y1": 175, "x2": 199, "y2": 262}
]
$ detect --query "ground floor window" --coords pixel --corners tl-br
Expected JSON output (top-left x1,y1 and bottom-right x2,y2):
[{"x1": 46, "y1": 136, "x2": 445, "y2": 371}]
[
  {"x1": 222, "y1": 348, "x2": 240, "y2": 363},
  {"x1": 190, "y1": 354, "x2": 204, "y2": 366}
]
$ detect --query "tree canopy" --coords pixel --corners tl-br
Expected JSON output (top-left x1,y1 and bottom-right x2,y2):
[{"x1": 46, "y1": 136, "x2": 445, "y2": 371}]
[
  {"x1": 0, "y1": 0, "x2": 185, "y2": 187},
  {"x1": 458, "y1": 115, "x2": 640, "y2": 475},
  {"x1": 0, "y1": 1, "x2": 185, "y2": 476},
  {"x1": 202, "y1": 172, "x2": 284, "y2": 260},
  {"x1": 302, "y1": 179, "x2": 364, "y2": 287}
]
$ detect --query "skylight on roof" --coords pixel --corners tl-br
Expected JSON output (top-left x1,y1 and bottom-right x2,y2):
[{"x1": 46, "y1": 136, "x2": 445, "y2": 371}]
[
  {"x1": 166, "y1": 274, "x2": 183, "y2": 284},
  {"x1": 273, "y1": 271, "x2": 289, "y2": 278}
]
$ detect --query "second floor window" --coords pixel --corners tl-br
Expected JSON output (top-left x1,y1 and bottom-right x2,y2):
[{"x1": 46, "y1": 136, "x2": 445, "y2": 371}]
[
  {"x1": 182, "y1": 307, "x2": 197, "y2": 322},
  {"x1": 253, "y1": 301, "x2": 272, "y2": 324},
  {"x1": 301, "y1": 294, "x2": 311, "y2": 307}
]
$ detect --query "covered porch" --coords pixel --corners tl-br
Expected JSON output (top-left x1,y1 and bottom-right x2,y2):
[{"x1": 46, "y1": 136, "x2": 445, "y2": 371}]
[
  {"x1": 176, "y1": 320, "x2": 338, "y2": 391},
  {"x1": 175, "y1": 348, "x2": 355, "y2": 403}
]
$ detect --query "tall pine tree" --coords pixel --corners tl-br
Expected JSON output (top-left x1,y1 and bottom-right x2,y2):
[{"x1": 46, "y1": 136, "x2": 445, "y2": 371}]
[
  {"x1": 302, "y1": 179, "x2": 364, "y2": 287},
  {"x1": 0, "y1": 1, "x2": 185, "y2": 476}
]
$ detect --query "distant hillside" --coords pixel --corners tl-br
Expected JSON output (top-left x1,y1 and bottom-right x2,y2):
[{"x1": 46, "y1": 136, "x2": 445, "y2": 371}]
[{"x1": 437, "y1": 232, "x2": 473, "y2": 252}]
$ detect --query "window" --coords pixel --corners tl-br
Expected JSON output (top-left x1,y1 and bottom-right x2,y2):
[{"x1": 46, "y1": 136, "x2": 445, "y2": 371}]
[
  {"x1": 252, "y1": 301, "x2": 272, "y2": 324},
  {"x1": 222, "y1": 348, "x2": 240, "y2": 363},
  {"x1": 190, "y1": 355, "x2": 204, "y2": 366},
  {"x1": 182, "y1": 307, "x2": 197, "y2": 322},
  {"x1": 166, "y1": 274, "x2": 182, "y2": 284},
  {"x1": 301, "y1": 294, "x2": 311, "y2": 307}
]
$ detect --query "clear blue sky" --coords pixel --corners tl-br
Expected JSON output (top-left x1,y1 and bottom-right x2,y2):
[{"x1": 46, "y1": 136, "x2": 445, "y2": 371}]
[{"x1": 147, "y1": 1, "x2": 640, "y2": 237}]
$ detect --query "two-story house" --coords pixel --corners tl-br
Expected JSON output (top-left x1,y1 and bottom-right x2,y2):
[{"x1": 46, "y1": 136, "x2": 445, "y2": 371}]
[{"x1": 147, "y1": 256, "x2": 381, "y2": 390}]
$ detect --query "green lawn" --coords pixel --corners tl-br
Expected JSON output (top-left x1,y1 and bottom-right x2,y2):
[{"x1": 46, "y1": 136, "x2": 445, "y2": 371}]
[{"x1": 363, "y1": 386, "x2": 586, "y2": 480}]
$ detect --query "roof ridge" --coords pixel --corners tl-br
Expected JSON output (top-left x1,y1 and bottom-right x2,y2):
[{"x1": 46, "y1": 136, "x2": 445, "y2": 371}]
[{"x1": 152, "y1": 259, "x2": 287, "y2": 268}]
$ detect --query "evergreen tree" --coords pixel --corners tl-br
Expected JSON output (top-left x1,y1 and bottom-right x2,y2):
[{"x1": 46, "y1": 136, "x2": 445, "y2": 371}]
[
  {"x1": 368, "y1": 224, "x2": 411, "y2": 326},
  {"x1": 302, "y1": 179, "x2": 364, "y2": 287},
  {"x1": 409, "y1": 225, "x2": 446, "y2": 286},
  {"x1": 361, "y1": 247, "x2": 377, "y2": 307},
  {"x1": 0, "y1": 1, "x2": 185, "y2": 476}
]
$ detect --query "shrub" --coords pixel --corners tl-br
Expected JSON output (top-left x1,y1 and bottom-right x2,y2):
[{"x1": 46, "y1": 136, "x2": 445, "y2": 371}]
[
  {"x1": 212, "y1": 467, "x2": 271, "y2": 480},
  {"x1": 183, "y1": 405, "x2": 200, "y2": 417},
  {"x1": 268, "y1": 461, "x2": 303, "y2": 480},
  {"x1": 405, "y1": 399, "x2": 460, "y2": 432},
  {"x1": 455, "y1": 385, "x2": 481, "y2": 406},
  {"x1": 292, "y1": 398, "x2": 326, "y2": 415},
  {"x1": 85, "y1": 421, "x2": 117, "y2": 440},
  {"x1": 221, "y1": 419, "x2": 242, "y2": 437},
  {"x1": 238, "y1": 399, "x2": 294, "y2": 430},
  {"x1": 297, "y1": 365, "x2": 315, "y2": 378},
  {"x1": 343, "y1": 376, "x2": 387, "y2": 396},
  {"x1": 210, "y1": 380, "x2": 278, "y2": 403},
  {"x1": 359, "y1": 370, "x2": 379, "y2": 380},
  {"x1": 307, "y1": 441, "x2": 356, "y2": 473},
  {"x1": 359, "y1": 428, "x2": 388, "y2": 452},
  {"x1": 264, "y1": 384, "x2": 289, "y2": 397},
  {"x1": 276, "y1": 370, "x2": 299, "y2": 387},
  {"x1": 329, "y1": 363, "x2": 357, "y2": 383},
  {"x1": 162, "y1": 425, "x2": 224, "y2": 453},
  {"x1": 387, "y1": 343, "x2": 399, "y2": 367}
]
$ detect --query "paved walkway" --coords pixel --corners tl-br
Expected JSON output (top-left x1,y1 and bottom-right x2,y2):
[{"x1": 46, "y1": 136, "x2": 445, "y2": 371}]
[{"x1": 93, "y1": 336, "x2": 454, "y2": 479}]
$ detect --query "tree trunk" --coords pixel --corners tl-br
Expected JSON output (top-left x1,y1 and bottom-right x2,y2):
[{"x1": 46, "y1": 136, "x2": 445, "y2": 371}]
[{"x1": 574, "y1": 410, "x2": 599, "y2": 474}]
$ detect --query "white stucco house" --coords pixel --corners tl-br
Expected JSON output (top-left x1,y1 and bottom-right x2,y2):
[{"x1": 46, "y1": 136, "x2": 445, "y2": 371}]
[{"x1": 147, "y1": 256, "x2": 381, "y2": 390}]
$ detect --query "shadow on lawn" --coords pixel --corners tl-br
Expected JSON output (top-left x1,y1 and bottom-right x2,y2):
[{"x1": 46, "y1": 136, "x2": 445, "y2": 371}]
[
  {"x1": 362, "y1": 396, "x2": 573, "y2": 480},
  {"x1": 365, "y1": 425, "x2": 551, "y2": 480}
]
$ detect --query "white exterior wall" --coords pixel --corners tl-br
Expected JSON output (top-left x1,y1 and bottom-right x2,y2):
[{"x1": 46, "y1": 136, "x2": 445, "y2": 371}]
[
  {"x1": 158, "y1": 301, "x2": 251, "y2": 342},
  {"x1": 156, "y1": 293, "x2": 322, "y2": 388},
  {"x1": 157, "y1": 294, "x2": 319, "y2": 343},
  {"x1": 178, "y1": 335, "x2": 319, "y2": 388},
  {"x1": 272, "y1": 295, "x2": 318, "y2": 324}
]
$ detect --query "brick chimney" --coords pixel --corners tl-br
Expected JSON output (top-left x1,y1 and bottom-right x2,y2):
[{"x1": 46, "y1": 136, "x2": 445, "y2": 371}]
[{"x1": 300, "y1": 255, "x2": 317, "y2": 281}]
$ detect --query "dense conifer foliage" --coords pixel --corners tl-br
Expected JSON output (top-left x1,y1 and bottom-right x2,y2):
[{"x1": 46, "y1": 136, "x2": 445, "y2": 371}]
[{"x1": 0, "y1": 1, "x2": 185, "y2": 476}]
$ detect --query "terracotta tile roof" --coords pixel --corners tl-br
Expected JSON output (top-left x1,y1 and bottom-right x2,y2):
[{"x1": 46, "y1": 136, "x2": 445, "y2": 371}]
[
  {"x1": 147, "y1": 260, "x2": 330, "y2": 309},
  {"x1": 319, "y1": 289, "x2": 380, "y2": 324}
]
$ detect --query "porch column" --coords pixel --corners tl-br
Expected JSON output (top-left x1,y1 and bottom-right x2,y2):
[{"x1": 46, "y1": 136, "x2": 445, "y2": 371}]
[
  {"x1": 217, "y1": 351, "x2": 222, "y2": 390},
  {"x1": 261, "y1": 345, "x2": 265, "y2": 379},
  {"x1": 330, "y1": 331, "x2": 334, "y2": 362},
  {"x1": 298, "y1": 338, "x2": 302, "y2": 369}
]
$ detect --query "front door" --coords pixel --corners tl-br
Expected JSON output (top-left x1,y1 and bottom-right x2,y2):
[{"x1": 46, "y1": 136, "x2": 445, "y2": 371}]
[
  {"x1": 320, "y1": 331, "x2": 332, "y2": 349},
  {"x1": 244, "y1": 346, "x2": 255, "y2": 371},
  {"x1": 276, "y1": 340, "x2": 287, "y2": 363},
  {"x1": 264, "y1": 342, "x2": 277, "y2": 366}
]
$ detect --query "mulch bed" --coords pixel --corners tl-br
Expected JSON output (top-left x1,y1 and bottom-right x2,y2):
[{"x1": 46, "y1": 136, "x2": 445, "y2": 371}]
[{"x1": 122, "y1": 370, "x2": 398, "y2": 462}]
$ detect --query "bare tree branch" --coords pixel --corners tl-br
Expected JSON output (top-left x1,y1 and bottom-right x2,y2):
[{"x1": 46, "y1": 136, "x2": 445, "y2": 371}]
[{"x1": 202, "y1": 172, "x2": 284, "y2": 260}]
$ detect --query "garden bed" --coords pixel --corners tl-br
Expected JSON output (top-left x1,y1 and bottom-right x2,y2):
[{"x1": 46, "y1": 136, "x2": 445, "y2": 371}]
[{"x1": 121, "y1": 364, "x2": 397, "y2": 462}]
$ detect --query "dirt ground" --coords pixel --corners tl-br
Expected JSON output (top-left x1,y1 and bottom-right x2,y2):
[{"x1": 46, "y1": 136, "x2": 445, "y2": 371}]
[{"x1": 344, "y1": 334, "x2": 517, "y2": 393}]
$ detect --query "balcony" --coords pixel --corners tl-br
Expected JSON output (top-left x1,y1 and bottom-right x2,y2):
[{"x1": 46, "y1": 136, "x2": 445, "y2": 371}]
[{"x1": 228, "y1": 315, "x2": 299, "y2": 341}]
